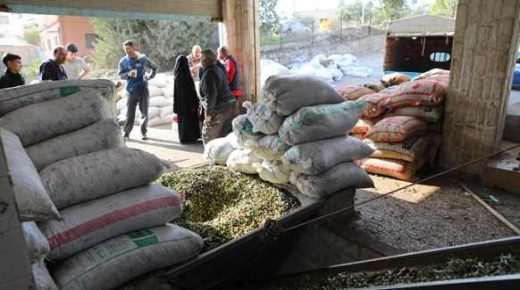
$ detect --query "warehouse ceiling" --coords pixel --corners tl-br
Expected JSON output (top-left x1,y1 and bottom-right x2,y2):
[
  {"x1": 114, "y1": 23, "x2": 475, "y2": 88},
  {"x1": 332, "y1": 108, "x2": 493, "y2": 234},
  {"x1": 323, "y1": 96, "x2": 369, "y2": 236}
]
[{"x1": 0, "y1": 0, "x2": 222, "y2": 21}]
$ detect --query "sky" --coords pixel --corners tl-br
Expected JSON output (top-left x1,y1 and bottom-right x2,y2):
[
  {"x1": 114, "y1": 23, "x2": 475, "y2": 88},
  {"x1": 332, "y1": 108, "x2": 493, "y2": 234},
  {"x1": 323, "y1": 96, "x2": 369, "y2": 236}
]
[{"x1": 276, "y1": 0, "x2": 436, "y2": 17}]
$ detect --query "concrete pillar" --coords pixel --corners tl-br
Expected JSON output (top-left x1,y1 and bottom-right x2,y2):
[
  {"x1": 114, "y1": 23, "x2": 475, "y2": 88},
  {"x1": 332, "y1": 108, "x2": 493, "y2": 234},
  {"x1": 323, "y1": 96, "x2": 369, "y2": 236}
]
[
  {"x1": 440, "y1": 0, "x2": 520, "y2": 175},
  {"x1": 222, "y1": 0, "x2": 261, "y2": 103}
]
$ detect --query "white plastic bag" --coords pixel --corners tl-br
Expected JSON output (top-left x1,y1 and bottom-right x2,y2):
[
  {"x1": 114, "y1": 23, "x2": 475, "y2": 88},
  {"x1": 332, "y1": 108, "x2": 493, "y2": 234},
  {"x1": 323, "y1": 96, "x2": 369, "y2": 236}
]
[
  {"x1": 254, "y1": 160, "x2": 291, "y2": 184},
  {"x1": 1, "y1": 129, "x2": 60, "y2": 221},
  {"x1": 53, "y1": 224, "x2": 202, "y2": 290},
  {"x1": 283, "y1": 136, "x2": 374, "y2": 175},
  {"x1": 279, "y1": 100, "x2": 367, "y2": 145},
  {"x1": 290, "y1": 162, "x2": 374, "y2": 198},
  {"x1": 245, "y1": 134, "x2": 290, "y2": 160},
  {"x1": 243, "y1": 99, "x2": 284, "y2": 135},
  {"x1": 203, "y1": 136, "x2": 235, "y2": 165},
  {"x1": 262, "y1": 75, "x2": 343, "y2": 116},
  {"x1": 226, "y1": 149, "x2": 261, "y2": 174},
  {"x1": 40, "y1": 148, "x2": 163, "y2": 209}
]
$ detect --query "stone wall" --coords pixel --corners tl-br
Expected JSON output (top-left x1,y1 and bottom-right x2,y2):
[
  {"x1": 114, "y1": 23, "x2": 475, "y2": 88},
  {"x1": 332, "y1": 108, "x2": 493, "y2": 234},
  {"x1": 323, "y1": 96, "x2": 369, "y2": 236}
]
[
  {"x1": 440, "y1": 0, "x2": 520, "y2": 175},
  {"x1": 261, "y1": 31, "x2": 385, "y2": 65}
]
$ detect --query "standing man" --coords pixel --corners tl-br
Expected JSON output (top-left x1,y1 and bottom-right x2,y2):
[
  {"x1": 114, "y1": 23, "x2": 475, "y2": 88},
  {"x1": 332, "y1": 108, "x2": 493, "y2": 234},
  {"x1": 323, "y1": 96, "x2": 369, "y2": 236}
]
[
  {"x1": 63, "y1": 43, "x2": 90, "y2": 80},
  {"x1": 187, "y1": 45, "x2": 202, "y2": 81},
  {"x1": 118, "y1": 40, "x2": 158, "y2": 140},
  {"x1": 217, "y1": 46, "x2": 242, "y2": 98},
  {"x1": 0, "y1": 53, "x2": 25, "y2": 89},
  {"x1": 39, "y1": 46, "x2": 68, "y2": 81},
  {"x1": 199, "y1": 49, "x2": 236, "y2": 145}
]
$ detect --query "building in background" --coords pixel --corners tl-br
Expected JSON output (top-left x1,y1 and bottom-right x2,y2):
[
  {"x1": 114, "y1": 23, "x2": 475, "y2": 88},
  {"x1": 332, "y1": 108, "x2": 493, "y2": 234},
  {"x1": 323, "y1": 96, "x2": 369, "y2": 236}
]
[{"x1": 40, "y1": 16, "x2": 97, "y2": 58}]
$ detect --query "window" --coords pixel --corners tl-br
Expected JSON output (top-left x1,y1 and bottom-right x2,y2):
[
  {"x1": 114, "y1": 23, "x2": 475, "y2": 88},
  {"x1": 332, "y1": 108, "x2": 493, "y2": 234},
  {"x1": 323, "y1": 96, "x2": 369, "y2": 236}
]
[
  {"x1": 85, "y1": 33, "x2": 98, "y2": 49},
  {"x1": 54, "y1": 36, "x2": 59, "y2": 46},
  {"x1": 430, "y1": 52, "x2": 451, "y2": 62},
  {"x1": 47, "y1": 39, "x2": 51, "y2": 51}
]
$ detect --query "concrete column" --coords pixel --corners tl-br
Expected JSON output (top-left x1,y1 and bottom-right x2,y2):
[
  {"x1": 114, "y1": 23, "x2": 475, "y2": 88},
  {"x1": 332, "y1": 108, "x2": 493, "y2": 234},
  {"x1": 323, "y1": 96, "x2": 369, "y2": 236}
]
[
  {"x1": 222, "y1": 0, "x2": 261, "y2": 103},
  {"x1": 440, "y1": 0, "x2": 520, "y2": 175}
]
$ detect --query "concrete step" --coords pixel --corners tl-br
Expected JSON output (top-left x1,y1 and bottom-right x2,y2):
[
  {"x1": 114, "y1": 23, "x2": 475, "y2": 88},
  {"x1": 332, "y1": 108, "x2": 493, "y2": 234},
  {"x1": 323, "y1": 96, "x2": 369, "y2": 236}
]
[{"x1": 483, "y1": 149, "x2": 520, "y2": 194}]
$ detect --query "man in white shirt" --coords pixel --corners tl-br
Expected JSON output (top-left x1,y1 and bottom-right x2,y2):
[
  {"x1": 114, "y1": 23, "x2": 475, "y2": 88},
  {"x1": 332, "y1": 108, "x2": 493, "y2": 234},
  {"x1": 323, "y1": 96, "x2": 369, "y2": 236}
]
[{"x1": 63, "y1": 43, "x2": 90, "y2": 80}]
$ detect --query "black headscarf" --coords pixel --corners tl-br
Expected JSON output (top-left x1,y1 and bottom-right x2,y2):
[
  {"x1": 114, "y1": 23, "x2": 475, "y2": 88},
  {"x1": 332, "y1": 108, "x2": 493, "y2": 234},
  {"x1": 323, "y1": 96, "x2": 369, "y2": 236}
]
[{"x1": 173, "y1": 55, "x2": 199, "y2": 114}]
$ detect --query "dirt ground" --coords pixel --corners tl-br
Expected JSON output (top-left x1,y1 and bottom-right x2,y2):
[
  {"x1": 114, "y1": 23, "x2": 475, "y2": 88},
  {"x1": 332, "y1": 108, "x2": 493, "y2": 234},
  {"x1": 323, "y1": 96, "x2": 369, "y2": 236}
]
[{"x1": 342, "y1": 175, "x2": 520, "y2": 253}]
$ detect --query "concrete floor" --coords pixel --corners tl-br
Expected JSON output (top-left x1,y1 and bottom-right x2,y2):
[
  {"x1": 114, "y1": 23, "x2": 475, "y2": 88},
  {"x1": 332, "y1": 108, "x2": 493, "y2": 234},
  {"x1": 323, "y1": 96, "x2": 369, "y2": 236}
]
[{"x1": 124, "y1": 124, "x2": 203, "y2": 171}]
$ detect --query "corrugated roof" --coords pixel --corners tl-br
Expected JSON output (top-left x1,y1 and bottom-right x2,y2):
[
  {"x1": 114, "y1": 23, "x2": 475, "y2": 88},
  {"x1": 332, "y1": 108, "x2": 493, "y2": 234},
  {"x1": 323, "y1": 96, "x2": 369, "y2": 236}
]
[{"x1": 387, "y1": 15, "x2": 455, "y2": 36}]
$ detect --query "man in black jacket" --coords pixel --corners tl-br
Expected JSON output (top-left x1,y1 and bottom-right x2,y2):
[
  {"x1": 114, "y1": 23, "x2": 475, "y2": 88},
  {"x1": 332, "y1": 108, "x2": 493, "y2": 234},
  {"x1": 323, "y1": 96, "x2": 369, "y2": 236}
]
[
  {"x1": 0, "y1": 53, "x2": 25, "y2": 89},
  {"x1": 39, "y1": 46, "x2": 68, "y2": 81},
  {"x1": 199, "y1": 49, "x2": 236, "y2": 145}
]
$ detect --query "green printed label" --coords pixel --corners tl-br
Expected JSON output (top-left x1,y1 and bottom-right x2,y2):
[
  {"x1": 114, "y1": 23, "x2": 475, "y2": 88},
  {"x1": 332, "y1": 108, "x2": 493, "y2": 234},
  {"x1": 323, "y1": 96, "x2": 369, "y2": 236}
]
[
  {"x1": 128, "y1": 229, "x2": 159, "y2": 248},
  {"x1": 59, "y1": 86, "x2": 81, "y2": 96}
]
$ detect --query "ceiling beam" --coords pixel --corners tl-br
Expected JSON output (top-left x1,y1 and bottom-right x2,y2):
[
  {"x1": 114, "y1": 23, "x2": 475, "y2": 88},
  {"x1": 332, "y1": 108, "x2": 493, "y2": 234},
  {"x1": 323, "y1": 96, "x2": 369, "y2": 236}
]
[{"x1": 0, "y1": 0, "x2": 223, "y2": 21}]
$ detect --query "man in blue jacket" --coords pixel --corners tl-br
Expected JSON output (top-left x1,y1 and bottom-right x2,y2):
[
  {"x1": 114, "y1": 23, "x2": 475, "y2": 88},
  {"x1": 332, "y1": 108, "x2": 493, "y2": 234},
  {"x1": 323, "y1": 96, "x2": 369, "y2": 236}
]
[{"x1": 118, "y1": 40, "x2": 158, "y2": 140}]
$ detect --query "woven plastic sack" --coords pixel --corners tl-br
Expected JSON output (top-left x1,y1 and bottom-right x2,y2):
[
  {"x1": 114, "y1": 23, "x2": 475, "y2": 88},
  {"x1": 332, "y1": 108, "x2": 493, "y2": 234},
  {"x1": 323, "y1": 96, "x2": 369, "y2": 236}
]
[
  {"x1": 254, "y1": 160, "x2": 291, "y2": 184},
  {"x1": 203, "y1": 136, "x2": 235, "y2": 165},
  {"x1": 365, "y1": 134, "x2": 440, "y2": 162},
  {"x1": 412, "y1": 68, "x2": 449, "y2": 81},
  {"x1": 290, "y1": 162, "x2": 374, "y2": 198},
  {"x1": 40, "y1": 184, "x2": 183, "y2": 260},
  {"x1": 26, "y1": 119, "x2": 123, "y2": 171},
  {"x1": 360, "y1": 157, "x2": 425, "y2": 181},
  {"x1": 262, "y1": 75, "x2": 343, "y2": 116},
  {"x1": 284, "y1": 136, "x2": 374, "y2": 175},
  {"x1": 358, "y1": 93, "x2": 388, "y2": 119},
  {"x1": 0, "y1": 79, "x2": 116, "y2": 116},
  {"x1": 379, "y1": 79, "x2": 448, "y2": 110},
  {"x1": 32, "y1": 259, "x2": 58, "y2": 290},
  {"x1": 0, "y1": 93, "x2": 110, "y2": 146},
  {"x1": 381, "y1": 73, "x2": 410, "y2": 87},
  {"x1": 22, "y1": 222, "x2": 50, "y2": 263},
  {"x1": 245, "y1": 134, "x2": 290, "y2": 160},
  {"x1": 390, "y1": 105, "x2": 443, "y2": 123},
  {"x1": 53, "y1": 224, "x2": 202, "y2": 290},
  {"x1": 243, "y1": 99, "x2": 284, "y2": 134},
  {"x1": 279, "y1": 100, "x2": 366, "y2": 145},
  {"x1": 40, "y1": 148, "x2": 163, "y2": 209},
  {"x1": 366, "y1": 116, "x2": 428, "y2": 143},
  {"x1": 226, "y1": 149, "x2": 261, "y2": 174},
  {"x1": 0, "y1": 129, "x2": 60, "y2": 221},
  {"x1": 336, "y1": 85, "x2": 374, "y2": 100},
  {"x1": 232, "y1": 114, "x2": 263, "y2": 147},
  {"x1": 351, "y1": 118, "x2": 375, "y2": 135}
]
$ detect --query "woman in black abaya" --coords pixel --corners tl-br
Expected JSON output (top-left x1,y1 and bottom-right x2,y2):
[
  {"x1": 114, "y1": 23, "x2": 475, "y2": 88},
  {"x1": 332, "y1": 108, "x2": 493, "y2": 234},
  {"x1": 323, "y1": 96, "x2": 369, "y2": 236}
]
[{"x1": 173, "y1": 55, "x2": 201, "y2": 143}]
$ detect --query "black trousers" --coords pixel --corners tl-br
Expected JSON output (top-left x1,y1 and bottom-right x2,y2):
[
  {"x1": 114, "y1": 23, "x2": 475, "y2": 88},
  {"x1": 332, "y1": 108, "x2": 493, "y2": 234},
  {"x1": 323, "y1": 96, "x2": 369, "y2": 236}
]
[{"x1": 124, "y1": 89, "x2": 149, "y2": 136}]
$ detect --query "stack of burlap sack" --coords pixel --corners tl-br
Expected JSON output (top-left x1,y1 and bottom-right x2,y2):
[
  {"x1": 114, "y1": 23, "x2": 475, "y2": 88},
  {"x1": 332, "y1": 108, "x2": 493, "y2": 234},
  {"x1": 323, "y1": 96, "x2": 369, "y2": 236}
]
[
  {"x1": 0, "y1": 80, "x2": 203, "y2": 290},
  {"x1": 117, "y1": 73, "x2": 175, "y2": 127},
  {"x1": 340, "y1": 69, "x2": 449, "y2": 181},
  {"x1": 203, "y1": 75, "x2": 374, "y2": 199}
]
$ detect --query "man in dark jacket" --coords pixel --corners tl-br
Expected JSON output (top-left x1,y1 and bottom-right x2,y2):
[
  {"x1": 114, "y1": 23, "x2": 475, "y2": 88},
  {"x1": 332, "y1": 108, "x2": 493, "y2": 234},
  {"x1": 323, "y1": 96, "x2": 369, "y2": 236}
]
[
  {"x1": 39, "y1": 46, "x2": 68, "y2": 81},
  {"x1": 118, "y1": 40, "x2": 158, "y2": 140},
  {"x1": 0, "y1": 53, "x2": 25, "y2": 89},
  {"x1": 199, "y1": 49, "x2": 236, "y2": 145}
]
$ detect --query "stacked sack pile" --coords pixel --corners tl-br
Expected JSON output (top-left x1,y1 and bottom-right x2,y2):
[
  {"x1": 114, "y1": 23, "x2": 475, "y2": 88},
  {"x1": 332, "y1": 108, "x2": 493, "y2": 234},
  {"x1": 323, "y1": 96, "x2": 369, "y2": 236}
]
[
  {"x1": 203, "y1": 74, "x2": 375, "y2": 199},
  {"x1": 0, "y1": 80, "x2": 203, "y2": 290},
  {"x1": 117, "y1": 73, "x2": 175, "y2": 127},
  {"x1": 339, "y1": 69, "x2": 449, "y2": 181}
]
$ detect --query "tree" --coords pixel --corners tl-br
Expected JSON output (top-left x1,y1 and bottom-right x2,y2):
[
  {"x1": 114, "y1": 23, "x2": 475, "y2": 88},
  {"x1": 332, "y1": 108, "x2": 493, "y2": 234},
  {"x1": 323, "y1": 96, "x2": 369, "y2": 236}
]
[
  {"x1": 339, "y1": 0, "x2": 375, "y2": 26},
  {"x1": 91, "y1": 18, "x2": 217, "y2": 72},
  {"x1": 430, "y1": 0, "x2": 458, "y2": 17},
  {"x1": 260, "y1": 0, "x2": 280, "y2": 33},
  {"x1": 23, "y1": 24, "x2": 40, "y2": 46},
  {"x1": 379, "y1": 0, "x2": 408, "y2": 22}
]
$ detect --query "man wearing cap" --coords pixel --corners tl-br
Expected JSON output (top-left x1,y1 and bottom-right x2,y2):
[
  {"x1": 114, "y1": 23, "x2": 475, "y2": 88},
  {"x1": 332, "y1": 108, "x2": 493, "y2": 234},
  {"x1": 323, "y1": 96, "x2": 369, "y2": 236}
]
[
  {"x1": 0, "y1": 53, "x2": 25, "y2": 89},
  {"x1": 39, "y1": 46, "x2": 68, "y2": 81},
  {"x1": 63, "y1": 43, "x2": 90, "y2": 80}
]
